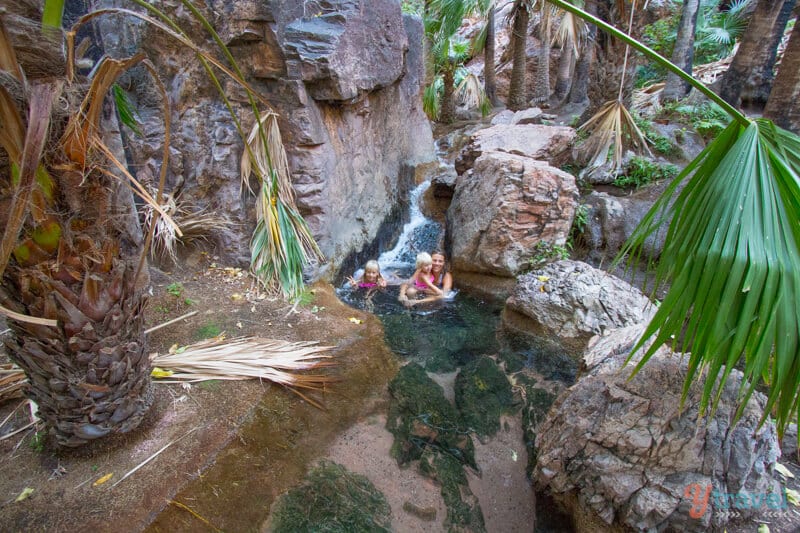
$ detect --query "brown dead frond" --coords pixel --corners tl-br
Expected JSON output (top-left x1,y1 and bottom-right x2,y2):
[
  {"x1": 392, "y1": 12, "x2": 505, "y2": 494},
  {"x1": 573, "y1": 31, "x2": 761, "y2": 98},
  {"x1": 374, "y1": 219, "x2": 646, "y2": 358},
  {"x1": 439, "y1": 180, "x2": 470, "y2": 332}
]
[
  {"x1": 143, "y1": 193, "x2": 232, "y2": 264},
  {"x1": 0, "y1": 363, "x2": 27, "y2": 404},
  {"x1": 576, "y1": 100, "x2": 651, "y2": 174},
  {"x1": 150, "y1": 336, "x2": 337, "y2": 408}
]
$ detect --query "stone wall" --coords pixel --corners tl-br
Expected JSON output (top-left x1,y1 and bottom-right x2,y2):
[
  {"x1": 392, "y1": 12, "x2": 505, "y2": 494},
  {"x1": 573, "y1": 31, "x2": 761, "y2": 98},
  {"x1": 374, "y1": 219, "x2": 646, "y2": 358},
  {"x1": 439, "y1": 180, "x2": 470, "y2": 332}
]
[{"x1": 98, "y1": 0, "x2": 434, "y2": 275}]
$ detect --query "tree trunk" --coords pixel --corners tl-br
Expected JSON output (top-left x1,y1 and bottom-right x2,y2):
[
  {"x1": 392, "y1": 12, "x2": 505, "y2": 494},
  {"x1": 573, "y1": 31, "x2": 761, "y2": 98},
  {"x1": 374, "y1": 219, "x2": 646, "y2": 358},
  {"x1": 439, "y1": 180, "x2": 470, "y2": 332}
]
[
  {"x1": 1, "y1": 2, "x2": 153, "y2": 448},
  {"x1": 662, "y1": 0, "x2": 700, "y2": 102},
  {"x1": 763, "y1": 19, "x2": 800, "y2": 133},
  {"x1": 484, "y1": 3, "x2": 499, "y2": 106},
  {"x1": 552, "y1": 44, "x2": 575, "y2": 104},
  {"x1": 719, "y1": 0, "x2": 796, "y2": 108},
  {"x1": 568, "y1": 0, "x2": 596, "y2": 105},
  {"x1": 532, "y1": 3, "x2": 552, "y2": 104},
  {"x1": 507, "y1": 4, "x2": 530, "y2": 110},
  {"x1": 441, "y1": 65, "x2": 457, "y2": 123}
]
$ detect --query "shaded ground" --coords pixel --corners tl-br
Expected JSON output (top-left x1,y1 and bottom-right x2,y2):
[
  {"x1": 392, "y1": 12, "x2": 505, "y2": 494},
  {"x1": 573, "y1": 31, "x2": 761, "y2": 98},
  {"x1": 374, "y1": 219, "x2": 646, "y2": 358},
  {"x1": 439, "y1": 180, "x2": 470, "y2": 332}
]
[{"x1": 0, "y1": 252, "x2": 397, "y2": 531}]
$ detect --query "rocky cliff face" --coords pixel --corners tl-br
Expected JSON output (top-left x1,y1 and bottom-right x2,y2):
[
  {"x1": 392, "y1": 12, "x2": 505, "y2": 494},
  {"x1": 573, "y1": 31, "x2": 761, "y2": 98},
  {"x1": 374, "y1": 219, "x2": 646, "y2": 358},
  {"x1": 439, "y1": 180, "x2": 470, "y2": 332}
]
[{"x1": 101, "y1": 0, "x2": 434, "y2": 275}]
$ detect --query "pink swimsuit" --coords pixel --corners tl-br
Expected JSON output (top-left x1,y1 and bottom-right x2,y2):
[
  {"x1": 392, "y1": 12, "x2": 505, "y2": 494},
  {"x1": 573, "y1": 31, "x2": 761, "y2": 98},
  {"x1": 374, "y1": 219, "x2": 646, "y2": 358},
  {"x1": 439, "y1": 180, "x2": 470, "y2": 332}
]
[
  {"x1": 358, "y1": 282, "x2": 378, "y2": 288},
  {"x1": 414, "y1": 274, "x2": 434, "y2": 289}
]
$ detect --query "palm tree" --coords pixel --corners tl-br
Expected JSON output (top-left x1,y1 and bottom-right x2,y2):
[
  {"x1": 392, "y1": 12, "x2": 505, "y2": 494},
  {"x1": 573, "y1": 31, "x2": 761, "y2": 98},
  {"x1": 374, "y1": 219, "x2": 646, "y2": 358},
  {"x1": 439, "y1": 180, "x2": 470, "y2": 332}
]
[
  {"x1": 567, "y1": 0, "x2": 596, "y2": 106},
  {"x1": 483, "y1": 1, "x2": 499, "y2": 105},
  {"x1": 550, "y1": 0, "x2": 800, "y2": 437},
  {"x1": 531, "y1": 0, "x2": 552, "y2": 104},
  {"x1": 718, "y1": 0, "x2": 796, "y2": 107},
  {"x1": 763, "y1": 17, "x2": 800, "y2": 133},
  {"x1": 0, "y1": 4, "x2": 157, "y2": 447},
  {"x1": 552, "y1": 4, "x2": 588, "y2": 104},
  {"x1": 661, "y1": 0, "x2": 701, "y2": 102},
  {"x1": 507, "y1": 0, "x2": 532, "y2": 110}
]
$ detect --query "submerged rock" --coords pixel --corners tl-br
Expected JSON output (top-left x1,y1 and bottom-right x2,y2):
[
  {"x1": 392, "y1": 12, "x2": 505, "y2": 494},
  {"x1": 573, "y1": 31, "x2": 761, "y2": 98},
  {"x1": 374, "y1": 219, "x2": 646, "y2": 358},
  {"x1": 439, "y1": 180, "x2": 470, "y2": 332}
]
[
  {"x1": 534, "y1": 325, "x2": 783, "y2": 532},
  {"x1": 268, "y1": 461, "x2": 391, "y2": 532},
  {"x1": 455, "y1": 357, "x2": 514, "y2": 438}
]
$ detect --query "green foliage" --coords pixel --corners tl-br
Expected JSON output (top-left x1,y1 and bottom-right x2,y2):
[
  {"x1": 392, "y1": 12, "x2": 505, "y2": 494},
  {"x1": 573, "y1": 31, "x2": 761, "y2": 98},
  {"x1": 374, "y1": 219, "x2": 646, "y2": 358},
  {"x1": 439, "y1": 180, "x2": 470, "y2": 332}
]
[
  {"x1": 637, "y1": 15, "x2": 678, "y2": 86},
  {"x1": 401, "y1": 0, "x2": 425, "y2": 15},
  {"x1": 694, "y1": 0, "x2": 750, "y2": 64},
  {"x1": 569, "y1": 203, "x2": 590, "y2": 247},
  {"x1": 619, "y1": 119, "x2": 800, "y2": 438},
  {"x1": 194, "y1": 323, "x2": 221, "y2": 340},
  {"x1": 196, "y1": 379, "x2": 220, "y2": 391},
  {"x1": 633, "y1": 115, "x2": 681, "y2": 157},
  {"x1": 165, "y1": 282, "x2": 183, "y2": 297},
  {"x1": 529, "y1": 241, "x2": 570, "y2": 270},
  {"x1": 614, "y1": 156, "x2": 679, "y2": 189},
  {"x1": 270, "y1": 461, "x2": 391, "y2": 533},
  {"x1": 292, "y1": 287, "x2": 315, "y2": 307},
  {"x1": 29, "y1": 431, "x2": 46, "y2": 452},
  {"x1": 112, "y1": 84, "x2": 143, "y2": 136},
  {"x1": 661, "y1": 100, "x2": 731, "y2": 141}
]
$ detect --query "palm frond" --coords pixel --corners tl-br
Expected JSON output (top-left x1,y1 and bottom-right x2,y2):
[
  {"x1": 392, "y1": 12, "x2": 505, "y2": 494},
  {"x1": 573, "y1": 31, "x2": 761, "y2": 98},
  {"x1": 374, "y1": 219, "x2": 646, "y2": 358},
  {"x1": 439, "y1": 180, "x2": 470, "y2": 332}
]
[
  {"x1": 423, "y1": 78, "x2": 443, "y2": 120},
  {"x1": 576, "y1": 100, "x2": 652, "y2": 174},
  {"x1": 150, "y1": 336, "x2": 337, "y2": 408},
  {"x1": 552, "y1": 10, "x2": 587, "y2": 56},
  {"x1": 619, "y1": 120, "x2": 800, "y2": 437}
]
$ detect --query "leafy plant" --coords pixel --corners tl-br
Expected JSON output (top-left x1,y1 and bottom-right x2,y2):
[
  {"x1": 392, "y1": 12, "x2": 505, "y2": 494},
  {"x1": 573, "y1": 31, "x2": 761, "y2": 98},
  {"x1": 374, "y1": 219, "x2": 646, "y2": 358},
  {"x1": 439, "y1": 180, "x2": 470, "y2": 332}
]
[
  {"x1": 29, "y1": 431, "x2": 46, "y2": 453},
  {"x1": 194, "y1": 323, "x2": 222, "y2": 340},
  {"x1": 569, "y1": 203, "x2": 590, "y2": 248},
  {"x1": 633, "y1": 114, "x2": 680, "y2": 157},
  {"x1": 613, "y1": 157, "x2": 679, "y2": 189},
  {"x1": 529, "y1": 241, "x2": 571, "y2": 269},
  {"x1": 550, "y1": 0, "x2": 800, "y2": 438},
  {"x1": 661, "y1": 100, "x2": 731, "y2": 141},
  {"x1": 166, "y1": 282, "x2": 183, "y2": 298}
]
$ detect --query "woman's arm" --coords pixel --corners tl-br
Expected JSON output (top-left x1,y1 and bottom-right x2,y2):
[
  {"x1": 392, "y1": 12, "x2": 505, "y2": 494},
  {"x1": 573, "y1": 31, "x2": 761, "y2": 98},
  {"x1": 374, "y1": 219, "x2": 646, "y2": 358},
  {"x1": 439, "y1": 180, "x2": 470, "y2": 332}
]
[{"x1": 441, "y1": 272, "x2": 453, "y2": 294}]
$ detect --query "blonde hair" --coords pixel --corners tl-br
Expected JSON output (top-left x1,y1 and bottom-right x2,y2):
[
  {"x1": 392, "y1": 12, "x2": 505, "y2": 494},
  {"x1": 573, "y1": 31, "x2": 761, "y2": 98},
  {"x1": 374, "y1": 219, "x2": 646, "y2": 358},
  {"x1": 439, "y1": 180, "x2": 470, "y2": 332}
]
[
  {"x1": 364, "y1": 260, "x2": 380, "y2": 273},
  {"x1": 415, "y1": 252, "x2": 432, "y2": 269}
]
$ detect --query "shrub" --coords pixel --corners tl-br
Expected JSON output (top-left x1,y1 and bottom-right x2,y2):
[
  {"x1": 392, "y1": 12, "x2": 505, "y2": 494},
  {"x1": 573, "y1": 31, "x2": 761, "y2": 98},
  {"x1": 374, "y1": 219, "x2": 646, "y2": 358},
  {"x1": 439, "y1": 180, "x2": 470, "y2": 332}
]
[{"x1": 614, "y1": 157, "x2": 679, "y2": 189}]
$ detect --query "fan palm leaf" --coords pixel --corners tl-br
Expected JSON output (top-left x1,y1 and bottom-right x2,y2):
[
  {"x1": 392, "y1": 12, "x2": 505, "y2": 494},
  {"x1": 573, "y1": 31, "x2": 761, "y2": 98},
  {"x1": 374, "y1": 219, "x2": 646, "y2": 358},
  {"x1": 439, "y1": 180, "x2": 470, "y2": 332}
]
[
  {"x1": 576, "y1": 100, "x2": 651, "y2": 173},
  {"x1": 549, "y1": 0, "x2": 800, "y2": 435}
]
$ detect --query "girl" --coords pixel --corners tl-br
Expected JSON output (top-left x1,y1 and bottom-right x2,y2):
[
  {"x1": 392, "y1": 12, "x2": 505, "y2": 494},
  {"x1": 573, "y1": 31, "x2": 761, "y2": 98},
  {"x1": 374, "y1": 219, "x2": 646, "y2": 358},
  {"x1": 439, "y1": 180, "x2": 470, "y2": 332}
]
[
  {"x1": 399, "y1": 252, "x2": 443, "y2": 305},
  {"x1": 348, "y1": 260, "x2": 387, "y2": 290}
]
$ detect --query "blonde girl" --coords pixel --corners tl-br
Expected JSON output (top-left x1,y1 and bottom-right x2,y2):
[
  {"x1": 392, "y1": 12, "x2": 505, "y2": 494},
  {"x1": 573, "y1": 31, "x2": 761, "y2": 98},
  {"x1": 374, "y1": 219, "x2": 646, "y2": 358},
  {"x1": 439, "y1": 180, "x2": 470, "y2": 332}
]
[
  {"x1": 348, "y1": 260, "x2": 387, "y2": 289},
  {"x1": 399, "y1": 252, "x2": 443, "y2": 305}
]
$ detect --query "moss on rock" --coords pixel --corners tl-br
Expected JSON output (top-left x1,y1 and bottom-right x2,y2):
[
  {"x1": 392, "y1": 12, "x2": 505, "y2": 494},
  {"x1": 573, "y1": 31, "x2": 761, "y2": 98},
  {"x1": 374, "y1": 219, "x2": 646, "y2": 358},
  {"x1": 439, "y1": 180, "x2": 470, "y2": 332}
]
[
  {"x1": 387, "y1": 363, "x2": 476, "y2": 468},
  {"x1": 419, "y1": 449, "x2": 486, "y2": 532},
  {"x1": 455, "y1": 356, "x2": 514, "y2": 437},
  {"x1": 270, "y1": 461, "x2": 391, "y2": 532}
]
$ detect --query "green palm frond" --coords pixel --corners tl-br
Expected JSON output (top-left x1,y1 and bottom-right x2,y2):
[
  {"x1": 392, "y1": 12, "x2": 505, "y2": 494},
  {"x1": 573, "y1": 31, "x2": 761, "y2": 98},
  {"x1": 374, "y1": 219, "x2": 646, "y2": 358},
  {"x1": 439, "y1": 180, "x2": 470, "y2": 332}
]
[
  {"x1": 619, "y1": 119, "x2": 800, "y2": 436},
  {"x1": 423, "y1": 77, "x2": 443, "y2": 120}
]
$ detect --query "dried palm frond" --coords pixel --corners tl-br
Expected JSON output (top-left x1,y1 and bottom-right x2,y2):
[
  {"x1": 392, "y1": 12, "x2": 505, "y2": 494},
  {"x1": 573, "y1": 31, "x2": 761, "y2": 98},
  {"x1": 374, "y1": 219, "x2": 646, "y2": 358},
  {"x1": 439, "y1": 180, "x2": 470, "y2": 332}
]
[
  {"x1": 150, "y1": 336, "x2": 337, "y2": 408},
  {"x1": 455, "y1": 72, "x2": 487, "y2": 111},
  {"x1": 632, "y1": 82, "x2": 665, "y2": 117},
  {"x1": 575, "y1": 100, "x2": 651, "y2": 174},
  {"x1": 0, "y1": 363, "x2": 27, "y2": 403},
  {"x1": 142, "y1": 194, "x2": 229, "y2": 265}
]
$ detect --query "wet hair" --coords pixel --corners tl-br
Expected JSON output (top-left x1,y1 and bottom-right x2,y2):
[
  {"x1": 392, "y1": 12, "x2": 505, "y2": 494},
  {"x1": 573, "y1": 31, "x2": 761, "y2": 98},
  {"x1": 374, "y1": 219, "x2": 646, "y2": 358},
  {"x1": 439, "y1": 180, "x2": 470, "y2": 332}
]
[
  {"x1": 364, "y1": 260, "x2": 381, "y2": 273},
  {"x1": 415, "y1": 252, "x2": 432, "y2": 269}
]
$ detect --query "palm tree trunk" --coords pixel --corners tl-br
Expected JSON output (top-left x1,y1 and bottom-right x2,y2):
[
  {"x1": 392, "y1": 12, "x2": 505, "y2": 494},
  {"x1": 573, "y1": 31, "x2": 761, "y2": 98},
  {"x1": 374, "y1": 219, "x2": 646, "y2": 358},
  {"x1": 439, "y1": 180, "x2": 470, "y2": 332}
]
[
  {"x1": 662, "y1": 0, "x2": 700, "y2": 102},
  {"x1": 508, "y1": 3, "x2": 530, "y2": 110},
  {"x1": 763, "y1": 19, "x2": 800, "y2": 133},
  {"x1": 441, "y1": 65, "x2": 457, "y2": 123},
  {"x1": 484, "y1": 3, "x2": 499, "y2": 106},
  {"x1": 568, "y1": 0, "x2": 596, "y2": 106},
  {"x1": 552, "y1": 44, "x2": 575, "y2": 104},
  {"x1": 532, "y1": 3, "x2": 552, "y2": 104},
  {"x1": 719, "y1": 0, "x2": 796, "y2": 108}
]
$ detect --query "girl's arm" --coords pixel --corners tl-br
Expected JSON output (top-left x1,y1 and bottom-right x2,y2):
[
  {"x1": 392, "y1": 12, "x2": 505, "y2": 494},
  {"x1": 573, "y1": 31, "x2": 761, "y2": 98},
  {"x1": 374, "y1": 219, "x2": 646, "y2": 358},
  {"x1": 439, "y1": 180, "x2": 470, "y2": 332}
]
[{"x1": 421, "y1": 274, "x2": 443, "y2": 296}]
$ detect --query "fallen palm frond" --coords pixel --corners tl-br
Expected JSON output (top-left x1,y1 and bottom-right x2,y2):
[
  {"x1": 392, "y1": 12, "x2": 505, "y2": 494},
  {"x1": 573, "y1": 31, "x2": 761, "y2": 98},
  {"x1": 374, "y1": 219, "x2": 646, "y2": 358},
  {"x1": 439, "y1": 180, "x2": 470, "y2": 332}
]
[
  {"x1": 455, "y1": 72, "x2": 490, "y2": 116},
  {"x1": 111, "y1": 426, "x2": 200, "y2": 488},
  {"x1": 150, "y1": 336, "x2": 337, "y2": 408},
  {"x1": 0, "y1": 398, "x2": 39, "y2": 441}
]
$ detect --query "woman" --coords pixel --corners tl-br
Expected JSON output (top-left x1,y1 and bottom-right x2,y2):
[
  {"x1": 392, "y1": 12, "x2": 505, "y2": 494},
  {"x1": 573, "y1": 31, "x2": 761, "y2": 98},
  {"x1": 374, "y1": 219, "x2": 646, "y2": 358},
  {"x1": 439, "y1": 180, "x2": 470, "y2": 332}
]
[{"x1": 399, "y1": 251, "x2": 454, "y2": 307}]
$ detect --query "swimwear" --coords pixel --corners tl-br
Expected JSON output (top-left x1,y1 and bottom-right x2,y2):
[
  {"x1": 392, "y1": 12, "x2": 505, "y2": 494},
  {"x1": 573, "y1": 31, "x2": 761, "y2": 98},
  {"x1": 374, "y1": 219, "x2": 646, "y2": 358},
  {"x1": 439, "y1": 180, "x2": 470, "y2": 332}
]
[
  {"x1": 359, "y1": 282, "x2": 378, "y2": 288},
  {"x1": 414, "y1": 274, "x2": 434, "y2": 289}
]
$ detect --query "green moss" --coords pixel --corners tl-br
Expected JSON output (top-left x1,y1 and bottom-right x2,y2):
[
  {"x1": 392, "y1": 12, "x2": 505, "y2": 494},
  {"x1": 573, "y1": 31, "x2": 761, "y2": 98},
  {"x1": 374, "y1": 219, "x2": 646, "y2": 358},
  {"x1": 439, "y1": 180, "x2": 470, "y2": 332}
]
[
  {"x1": 455, "y1": 357, "x2": 514, "y2": 437},
  {"x1": 194, "y1": 323, "x2": 222, "y2": 340},
  {"x1": 387, "y1": 363, "x2": 475, "y2": 468},
  {"x1": 517, "y1": 376, "x2": 556, "y2": 478},
  {"x1": 270, "y1": 461, "x2": 391, "y2": 533},
  {"x1": 419, "y1": 449, "x2": 486, "y2": 532}
]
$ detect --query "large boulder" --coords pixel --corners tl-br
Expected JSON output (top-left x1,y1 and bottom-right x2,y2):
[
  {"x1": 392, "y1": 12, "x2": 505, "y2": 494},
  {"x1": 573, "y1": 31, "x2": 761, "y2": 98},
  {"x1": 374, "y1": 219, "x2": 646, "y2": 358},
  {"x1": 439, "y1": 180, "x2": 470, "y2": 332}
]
[
  {"x1": 454, "y1": 124, "x2": 575, "y2": 175},
  {"x1": 503, "y1": 261, "x2": 655, "y2": 355},
  {"x1": 447, "y1": 152, "x2": 579, "y2": 277},
  {"x1": 534, "y1": 325, "x2": 783, "y2": 532}
]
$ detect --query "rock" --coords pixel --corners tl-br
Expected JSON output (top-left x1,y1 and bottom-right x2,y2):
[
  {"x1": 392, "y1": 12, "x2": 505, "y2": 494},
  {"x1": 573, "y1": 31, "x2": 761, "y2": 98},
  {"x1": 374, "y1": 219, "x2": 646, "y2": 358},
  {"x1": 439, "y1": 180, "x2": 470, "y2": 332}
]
[
  {"x1": 454, "y1": 124, "x2": 576, "y2": 175},
  {"x1": 284, "y1": 2, "x2": 407, "y2": 103},
  {"x1": 503, "y1": 261, "x2": 655, "y2": 355},
  {"x1": 583, "y1": 189, "x2": 668, "y2": 262},
  {"x1": 510, "y1": 107, "x2": 544, "y2": 125},
  {"x1": 108, "y1": 0, "x2": 434, "y2": 270},
  {"x1": 430, "y1": 165, "x2": 458, "y2": 198},
  {"x1": 535, "y1": 325, "x2": 783, "y2": 532},
  {"x1": 447, "y1": 152, "x2": 578, "y2": 277},
  {"x1": 490, "y1": 110, "x2": 514, "y2": 125}
]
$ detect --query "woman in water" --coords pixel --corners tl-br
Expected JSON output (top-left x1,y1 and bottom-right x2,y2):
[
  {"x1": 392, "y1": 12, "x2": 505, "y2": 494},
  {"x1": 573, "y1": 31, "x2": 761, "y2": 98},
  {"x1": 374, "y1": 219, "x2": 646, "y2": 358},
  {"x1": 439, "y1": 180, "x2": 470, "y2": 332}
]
[{"x1": 399, "y1": 251, "x2": 453, "y2": 307}]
